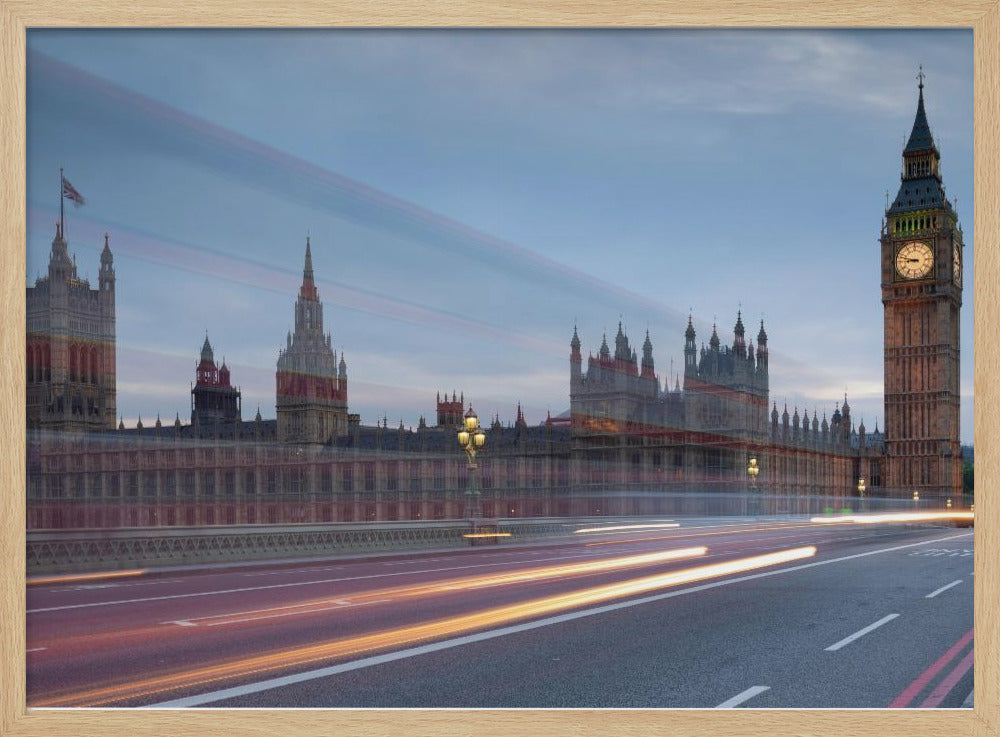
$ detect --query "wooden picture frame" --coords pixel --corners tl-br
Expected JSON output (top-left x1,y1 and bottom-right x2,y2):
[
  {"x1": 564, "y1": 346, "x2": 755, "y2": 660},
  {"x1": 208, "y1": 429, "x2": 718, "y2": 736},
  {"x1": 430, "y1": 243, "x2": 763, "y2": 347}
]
[{"x1": 1, "y1": 2, "x2": 996, "y2": 736}]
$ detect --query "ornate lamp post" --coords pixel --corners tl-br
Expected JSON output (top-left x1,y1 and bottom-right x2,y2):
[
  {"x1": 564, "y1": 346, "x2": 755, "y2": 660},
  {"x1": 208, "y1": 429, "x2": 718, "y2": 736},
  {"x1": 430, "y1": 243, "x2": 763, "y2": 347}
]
[
  {"x1": 912, "y1": 490, "x2": 920, "y2": 510},
  {"x1": 458, "y1": 406, "x2": 487, "y2": 532},
  {"x1": 747, "y1": 457, "x2": 760, "y2": 517},
  {"x1": 857, "y1": 477, "x2": 867, "y2": 513}
]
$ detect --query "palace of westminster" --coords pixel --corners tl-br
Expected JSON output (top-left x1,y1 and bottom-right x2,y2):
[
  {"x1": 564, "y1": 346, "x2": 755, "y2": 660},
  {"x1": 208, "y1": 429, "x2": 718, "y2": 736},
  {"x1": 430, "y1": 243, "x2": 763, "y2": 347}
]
[{"x1": 25, "y1": 80, "x2": 965, "y2": 529}]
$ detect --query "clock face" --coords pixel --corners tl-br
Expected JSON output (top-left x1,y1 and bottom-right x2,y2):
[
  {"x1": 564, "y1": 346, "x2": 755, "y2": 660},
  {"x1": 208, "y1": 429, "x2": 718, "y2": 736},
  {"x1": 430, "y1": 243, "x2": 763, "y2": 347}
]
[
  {"x1": 896, "y1": 241, "x2": 934, "y2": 280},
  {"x1": 954, "y1": 245, "x2": 962, "y2": 286}
]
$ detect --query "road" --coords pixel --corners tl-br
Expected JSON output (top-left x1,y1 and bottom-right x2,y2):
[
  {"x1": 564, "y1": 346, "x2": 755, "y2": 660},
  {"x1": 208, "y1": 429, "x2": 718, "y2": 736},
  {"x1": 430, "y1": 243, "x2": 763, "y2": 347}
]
[{"x1": 25, "y1": 516, "x2": 974, "y2": 708}]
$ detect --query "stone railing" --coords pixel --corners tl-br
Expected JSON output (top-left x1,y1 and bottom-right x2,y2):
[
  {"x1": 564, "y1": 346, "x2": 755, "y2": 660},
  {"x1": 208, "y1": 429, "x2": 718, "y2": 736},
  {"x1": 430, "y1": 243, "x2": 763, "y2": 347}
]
[{"x1": 26, "y1": 518, "x2": 574, "y2": 574}]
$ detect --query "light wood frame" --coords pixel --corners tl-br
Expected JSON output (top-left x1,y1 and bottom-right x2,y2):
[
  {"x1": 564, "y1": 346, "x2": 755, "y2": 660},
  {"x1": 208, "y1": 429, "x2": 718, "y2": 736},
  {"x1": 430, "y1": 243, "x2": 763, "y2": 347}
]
[{"x1": 1, "y1": 3, "x2": 997, "y2": 736}]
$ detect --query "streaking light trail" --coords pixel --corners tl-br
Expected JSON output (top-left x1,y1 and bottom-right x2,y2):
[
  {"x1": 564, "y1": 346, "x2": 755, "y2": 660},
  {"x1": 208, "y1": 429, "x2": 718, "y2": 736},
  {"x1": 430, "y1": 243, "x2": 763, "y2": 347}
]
[
  {"x1": 161, "y1": 546, "x2": 711, "y2": 628},
  {"x1": 810, "y1": 512, "x2": 974, "y2": 525},
  {"x1": 574, "y1": 523, "x2": 681, "y2": 534},
  {"x1": 27, "y1": 570, "x2": 147, "y2": 586},
  {"x1": 33, "y1": 545, "x2": 815, "y2": 707}
]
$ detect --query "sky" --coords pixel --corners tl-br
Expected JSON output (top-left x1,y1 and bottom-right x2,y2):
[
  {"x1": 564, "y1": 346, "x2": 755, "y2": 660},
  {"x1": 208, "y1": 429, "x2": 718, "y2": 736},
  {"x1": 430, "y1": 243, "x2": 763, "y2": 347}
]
[{"x1": 25, "y1": 29, "x2": 975, "y2": 442}]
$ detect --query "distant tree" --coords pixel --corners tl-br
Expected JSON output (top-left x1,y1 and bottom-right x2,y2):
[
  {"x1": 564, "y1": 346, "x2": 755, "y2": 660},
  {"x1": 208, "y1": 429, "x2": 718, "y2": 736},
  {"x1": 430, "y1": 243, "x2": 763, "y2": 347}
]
[{"x1": 963, "y1": 461, "x2": 974, "y2": 495}]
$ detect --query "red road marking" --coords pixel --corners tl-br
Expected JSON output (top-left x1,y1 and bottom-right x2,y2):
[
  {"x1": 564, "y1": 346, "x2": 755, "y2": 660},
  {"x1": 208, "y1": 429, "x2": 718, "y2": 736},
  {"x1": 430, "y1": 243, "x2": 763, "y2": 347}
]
[
  {"x1": 889, "y1": 627, "x2": 973, "y2": 707},
  {"x1": 919, "y1": 650, "x2": 975, "y2": 708}
]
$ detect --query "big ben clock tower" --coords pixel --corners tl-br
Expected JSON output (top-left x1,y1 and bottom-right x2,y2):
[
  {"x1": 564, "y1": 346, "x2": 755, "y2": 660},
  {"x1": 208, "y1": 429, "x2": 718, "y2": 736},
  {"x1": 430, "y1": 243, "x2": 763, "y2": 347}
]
[{"x1": 881, "y1": 70, "x2": 963, "y2": 502}]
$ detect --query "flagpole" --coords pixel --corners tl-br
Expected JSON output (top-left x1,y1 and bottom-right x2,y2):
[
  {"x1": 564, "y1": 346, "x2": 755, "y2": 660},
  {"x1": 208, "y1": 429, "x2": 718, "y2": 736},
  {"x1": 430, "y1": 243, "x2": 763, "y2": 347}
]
[{"x1": 59, "y1": 167, "x2": 64, "y2": 239}]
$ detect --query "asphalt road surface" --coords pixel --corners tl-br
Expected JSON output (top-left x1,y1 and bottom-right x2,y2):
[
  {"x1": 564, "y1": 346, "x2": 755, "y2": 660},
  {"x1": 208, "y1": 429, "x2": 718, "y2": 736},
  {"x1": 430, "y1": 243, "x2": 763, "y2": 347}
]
[{"x1": 25, "y1": 516, "x2": 974, "y2": 708}]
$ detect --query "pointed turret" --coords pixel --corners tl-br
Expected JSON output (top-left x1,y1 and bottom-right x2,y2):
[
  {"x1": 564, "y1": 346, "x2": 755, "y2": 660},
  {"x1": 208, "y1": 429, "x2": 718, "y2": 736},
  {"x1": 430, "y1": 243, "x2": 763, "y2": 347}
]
[
  {"x1": 47, "y1": 220, "x2": 76, "y2": 284},
  {"x1": 570, "y1": 324, "x2": 583, "y2": 383},
  {"x1": 515, "y1": 402, "x2": 527, "y2": 428},
  {"x1": 755, "y1": 320, "x2": 769, "y2": 379},
  {"x1": 641, "y1": 329, "x2": 655, "y2": 379},
  {"x1": 201, "y1": 334, "x2": 214, "y2": 364},
  {"x1": 99, "y1": 232, "x2": 115, "y2": 291},
  {"x1": 684, "y1": 315, "x2": 697, "y2": 376},
  {"x1": 614, "y1": 321, "x2": 632, "y2": 363},
  {"x1": 709, "y1": 323, "x2": 720, "y2": 350},
  {"x1": 599, "y1": 333, "x2": 610, "y2": 360},
  {"x1": 733, "y1": 311, "x2": 746, "y2": 358}
]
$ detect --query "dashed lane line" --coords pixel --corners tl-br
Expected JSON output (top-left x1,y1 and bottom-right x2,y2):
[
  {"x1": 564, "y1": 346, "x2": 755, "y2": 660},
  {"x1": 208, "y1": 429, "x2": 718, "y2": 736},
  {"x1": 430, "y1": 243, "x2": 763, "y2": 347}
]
[
  {"x1": 716, "y1": 686, "x2": 770, "y2": 708},
  {"x1": 926, "y1": 580, "x2": 962, "y2": 599},
  {"x1": 825, "y1": 614, "x2": 899, "y2": 652}
]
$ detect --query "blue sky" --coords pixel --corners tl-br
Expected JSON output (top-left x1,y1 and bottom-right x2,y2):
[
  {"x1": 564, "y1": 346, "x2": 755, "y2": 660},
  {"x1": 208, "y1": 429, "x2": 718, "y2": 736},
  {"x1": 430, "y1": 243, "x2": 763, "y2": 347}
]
[{"x1": 25, "y1": 29, "x2": 974, "y2": 441}]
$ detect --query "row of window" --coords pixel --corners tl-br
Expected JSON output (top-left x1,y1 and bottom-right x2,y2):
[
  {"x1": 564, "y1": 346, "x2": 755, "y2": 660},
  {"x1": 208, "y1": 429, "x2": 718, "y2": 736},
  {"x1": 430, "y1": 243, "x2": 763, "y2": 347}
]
[
  {"x1": 33, "y1": 458, "x2": 575, "y2": 499},
  {"x1": 893, "y1": 214, "x2": 939, "y2": 234}
]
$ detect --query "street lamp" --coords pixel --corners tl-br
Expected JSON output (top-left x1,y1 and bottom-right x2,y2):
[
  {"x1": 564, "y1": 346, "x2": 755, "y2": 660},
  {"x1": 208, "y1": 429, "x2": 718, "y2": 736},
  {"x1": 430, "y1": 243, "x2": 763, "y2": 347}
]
[
  {"x1": 457, "y1": 406, "x2": 487, "y2": 532},
  {"x1": 857, "y1": 478, "x2": 866, "y2": 513},
  {"x1": 747, "y1": 457, "x2": 759, "y2": 517},
  {"x1": 912, "y1": 490, "x2": 920, "y2": 510}
]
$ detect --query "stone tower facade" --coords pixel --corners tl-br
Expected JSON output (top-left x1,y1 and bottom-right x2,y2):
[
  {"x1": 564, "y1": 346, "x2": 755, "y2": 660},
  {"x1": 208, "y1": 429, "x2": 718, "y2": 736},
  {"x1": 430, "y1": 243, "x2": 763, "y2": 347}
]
[
  {"x1": 191, "y1": 335, "x2": 241, "y2": 426},
  {"x1": 276, "y1": 237, "x2": 348, "y2": 443},
  {"x1": 881, "y1": 74, "x2": 963, "y2": 500},
  {"x1": 436, "y1": 391, "x2": 464, "y2": 428},
  {"x1": 26, "y1": 225, "x2": 116, "y2": 431}
]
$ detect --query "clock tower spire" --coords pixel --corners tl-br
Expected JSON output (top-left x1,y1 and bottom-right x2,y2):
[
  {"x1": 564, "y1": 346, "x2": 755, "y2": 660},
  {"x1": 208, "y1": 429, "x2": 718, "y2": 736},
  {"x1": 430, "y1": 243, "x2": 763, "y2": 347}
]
[{"x1": 881, "y1": 70, "x2": 963, "y2": 503}]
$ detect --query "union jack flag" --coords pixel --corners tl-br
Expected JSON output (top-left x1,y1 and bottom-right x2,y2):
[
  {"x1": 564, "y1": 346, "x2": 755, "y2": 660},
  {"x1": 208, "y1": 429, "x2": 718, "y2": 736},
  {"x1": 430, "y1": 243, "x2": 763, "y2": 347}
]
[{"x1": 61, "y1": 176, "x2": 85, "y2": 207}]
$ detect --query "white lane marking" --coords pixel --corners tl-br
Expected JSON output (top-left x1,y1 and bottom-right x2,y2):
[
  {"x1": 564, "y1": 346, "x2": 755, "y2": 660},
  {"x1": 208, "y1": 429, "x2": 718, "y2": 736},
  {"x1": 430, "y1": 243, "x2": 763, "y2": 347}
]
[
  {"x1": 824, "y1": 614, "x2": 899, "y2": 652},
  {"x1": 926, "y1": 580, "x2": 963, "y2": 598},
  {"x1": 144, "y1": 533, "x2": 970, "y2": 708},
  {"x1": 26, "y1": 647, "x2": 47, "y2": 653},
  {"x1": 242, "y1": 567, "x2": 344, "y2": 577},
  {"x1": 166, "y1": 620, "x2": 196, "y2": 627},
  {"x1": 716, "y1": 685, "x2": 770, "y2": 708}
]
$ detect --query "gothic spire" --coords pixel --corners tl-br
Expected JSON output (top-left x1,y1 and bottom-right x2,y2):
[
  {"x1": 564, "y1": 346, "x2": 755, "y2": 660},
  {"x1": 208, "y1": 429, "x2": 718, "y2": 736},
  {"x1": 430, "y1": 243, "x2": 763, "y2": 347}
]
[
  {"x1": 904, "y1": 66, "x2": 937, "y2": 155},
  {"x1": 299, "y1": 236, "x2": 318, "y2": 300},
  {"x1": 201, "y1": 333, "x2": 214, "y2": 363},
  {"x1": 733, "y1": 310, "x2": 746, "y2": 358}
]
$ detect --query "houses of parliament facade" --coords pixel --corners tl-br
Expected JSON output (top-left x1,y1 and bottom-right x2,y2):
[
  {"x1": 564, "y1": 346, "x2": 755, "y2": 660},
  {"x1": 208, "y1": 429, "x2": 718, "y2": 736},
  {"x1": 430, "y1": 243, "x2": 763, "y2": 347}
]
[{"x1": 25, "y1": 80, "x2": 965, "y2": 529}]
